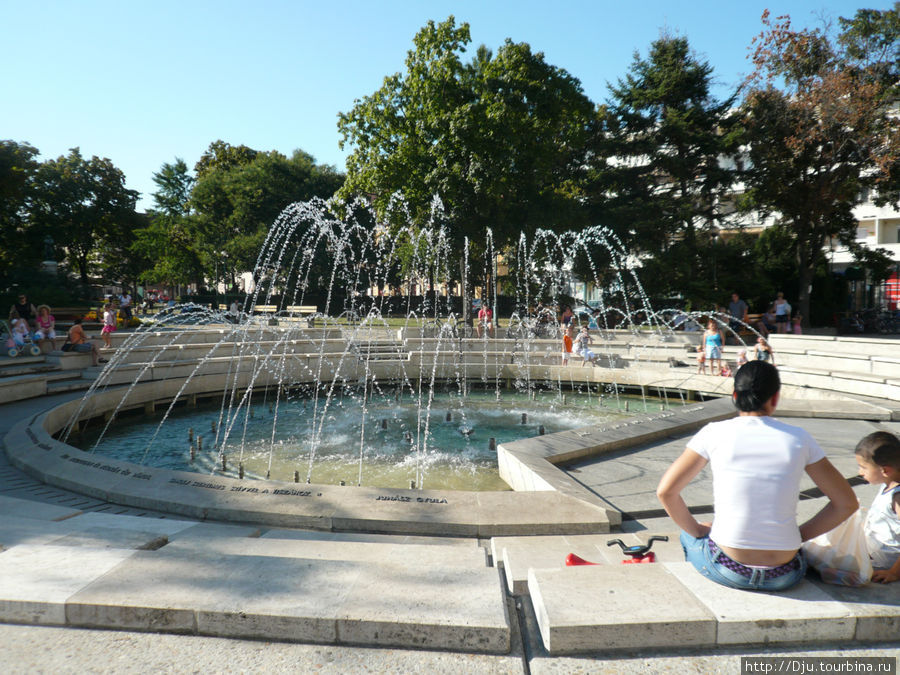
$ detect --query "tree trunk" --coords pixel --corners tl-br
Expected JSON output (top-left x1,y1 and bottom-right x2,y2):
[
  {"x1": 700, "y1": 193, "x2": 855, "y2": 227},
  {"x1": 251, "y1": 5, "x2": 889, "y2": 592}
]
[{"x1": 797, "y1": 248, "x2": 813, "y2": 332}]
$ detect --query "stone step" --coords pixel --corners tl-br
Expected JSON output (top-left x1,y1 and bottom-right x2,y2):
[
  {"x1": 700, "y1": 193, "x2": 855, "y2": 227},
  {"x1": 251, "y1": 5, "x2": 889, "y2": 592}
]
[
  {"x1": 0, "y1": 512, "x2": 192, "y2": 551},
  {"x1": 55, "y1": 545, "x2": 511, "y2": 652},
  {"x1": 0, "y1": 356, "x2": 46, "y2": 369},
  {"x1": 528, "y1": 563, "x2": 716, "y2": 653},
  {"x1": 261, "y1": 528, "x2": 480, "y2": 547},
  {"x1": 167, "y1": 523, "x2": 265, "y2": 540},
  {"x1": 163, "y1": 535, "x2": 488, "y2": 567},
  {"x1": 664, "y1": 562, "x2": 857, "y2": 646},
  {"x1": 527, "y1": 560, "x2": 900, "y2": 654},
  {"x1": 46, "y1": 376, "x2": 96, "y2": 394},
  {"x1": 0, "y1": 370, "x2": 90, "y2": 404},
  {"x1": 492, "y1": 532, "x2": 682, "y2": 594},
  {"x1": 0, "y1": 360, "x2": 59, "y2": 379},
  {"x1": 0, "y1": 494, "x2": 83, "y2": 522}
]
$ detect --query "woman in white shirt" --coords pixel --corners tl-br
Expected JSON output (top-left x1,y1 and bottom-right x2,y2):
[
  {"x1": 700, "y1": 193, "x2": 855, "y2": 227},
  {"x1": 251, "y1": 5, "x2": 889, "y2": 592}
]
[{"x1": 657, "y1": 360, "x2": 857, "y2": 590}]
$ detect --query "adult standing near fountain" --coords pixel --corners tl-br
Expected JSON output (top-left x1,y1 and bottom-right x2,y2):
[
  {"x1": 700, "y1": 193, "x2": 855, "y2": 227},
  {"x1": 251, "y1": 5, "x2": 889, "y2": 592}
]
[
  {"x1": 702, "y1": 321, "x2": 724, "y2": 375},
  {"x1": 727, "y1": 292, "x2": 748, "y2": 334},
  {"x1": 657, "y1": 360, "x2": 857, "y2": 591},
  {"x1": 773, "y1": 292, "x2": 791, "y2": 333}
]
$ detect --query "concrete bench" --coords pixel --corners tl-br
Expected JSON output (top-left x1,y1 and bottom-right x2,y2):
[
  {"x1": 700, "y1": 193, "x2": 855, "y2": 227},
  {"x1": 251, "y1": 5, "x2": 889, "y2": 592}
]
[{"x1": 281, "y1": 305, "x2": 317, "y2": 315}]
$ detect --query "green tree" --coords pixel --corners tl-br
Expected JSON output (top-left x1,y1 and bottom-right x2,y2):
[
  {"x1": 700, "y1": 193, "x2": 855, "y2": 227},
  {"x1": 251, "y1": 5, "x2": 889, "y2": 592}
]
[
  {"x1": 190, "y1": 143, "x2": 344, "y2": 287},
  {"x1": 99, "y1": 209, "x2": 153, "y2": 290},
  {"x1": 134, "y1": 159, "x2": 203, "y2": 287},
  {"x1": 337, "y1": 17, "x2": 596, "y2": 254},
  {"x1": 0, "y1": 140, "x2": 40, "y2": 271},
  {"x1": 838, "y1": 2, "x2": 900, "y2": 96},
  {"x1": 30, "y1": 148, "x2": 138, "y2": 283},
  {"x1": 740, "y1": 9, "x2": 900, "y2": 326},
  {"x1": 194, "y1": 140, "x2": 259, "y2": 178},
  {"x1": 592, "y1": 35, "x2": 739, "y2": 305},
  {"x1": 152, "y1": 158, "x2": 194, "y2": 216}
]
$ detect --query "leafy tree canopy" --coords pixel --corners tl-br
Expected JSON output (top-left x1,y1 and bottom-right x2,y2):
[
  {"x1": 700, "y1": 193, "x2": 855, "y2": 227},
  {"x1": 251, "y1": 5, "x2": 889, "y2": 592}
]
[
  {"x1": 0, "y1": 140, "x2": 40, "y2": 270},
  {"x1": 589, "y1": 35, "x2": 738, "y2": 305},
  {"x1": 337, "y1": 16, "x2": 596, "y2": 255},
  {"x1": 30, "y1": 148, "x2": 138, "y2": 284},
  {"x1": 740, "y1": 9, "x2": 900, "y2": 325},
  {"x1": 143, "y1": 142, "x2": 345, "y2": 289}
]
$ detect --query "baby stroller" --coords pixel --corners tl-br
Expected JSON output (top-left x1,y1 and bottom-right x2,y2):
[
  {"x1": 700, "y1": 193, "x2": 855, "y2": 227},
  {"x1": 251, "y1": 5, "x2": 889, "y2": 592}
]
[{"x1": 2, "y1": 319, "x2": 42, "y2": 357}]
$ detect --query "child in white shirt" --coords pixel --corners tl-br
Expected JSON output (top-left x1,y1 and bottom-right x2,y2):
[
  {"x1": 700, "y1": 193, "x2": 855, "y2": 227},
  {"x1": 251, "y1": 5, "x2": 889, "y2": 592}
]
[{"x1": 855, "y1": 431, "x2": 900, "y2": 583}]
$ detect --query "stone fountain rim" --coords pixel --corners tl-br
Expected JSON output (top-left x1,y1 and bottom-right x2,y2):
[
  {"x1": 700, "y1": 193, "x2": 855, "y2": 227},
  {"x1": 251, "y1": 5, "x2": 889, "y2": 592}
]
[{"x1": 3, "y1": 371, "x2": 737, "y2": 536}]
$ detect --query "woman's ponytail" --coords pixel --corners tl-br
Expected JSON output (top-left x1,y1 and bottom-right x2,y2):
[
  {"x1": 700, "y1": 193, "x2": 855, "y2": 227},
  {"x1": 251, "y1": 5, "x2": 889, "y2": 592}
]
[{"x1": 733, "y1": 360, "x2": 780, "y2": 412}]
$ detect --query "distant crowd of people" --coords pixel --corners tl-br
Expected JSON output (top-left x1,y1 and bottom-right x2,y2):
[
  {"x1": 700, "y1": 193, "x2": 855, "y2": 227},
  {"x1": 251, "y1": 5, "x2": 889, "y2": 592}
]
[{"x1": 5, "y1": 289, "x2": 144, "y2": 366}]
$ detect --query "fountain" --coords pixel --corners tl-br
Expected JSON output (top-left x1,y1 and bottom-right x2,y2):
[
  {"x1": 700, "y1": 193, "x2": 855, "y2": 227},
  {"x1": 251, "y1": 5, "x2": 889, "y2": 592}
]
[
  {"x1": 7, "y1": 197, "x2": 755, "y2": 534},
  {"x1": 56, "y1": 198, "x2": 689, "y2": 488}
]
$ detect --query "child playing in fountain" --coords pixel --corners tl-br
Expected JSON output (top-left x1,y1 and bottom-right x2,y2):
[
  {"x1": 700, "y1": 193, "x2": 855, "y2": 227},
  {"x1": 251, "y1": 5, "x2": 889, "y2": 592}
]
[
  {"x1": 561, "y1": 322, "x2": 574, "y2": 365},
  {"x1": 855, "y1": 431, "x2": 900, "y2": 583},
  {"x1": 101, "y1": 303, "x2": 117, "y2": 348},
  {"x1": 573, "y1": 326, "x2": 597, "y2": 366},
  {"x1": 696, "y1": 345, "x2": 706, "y2": 374}
]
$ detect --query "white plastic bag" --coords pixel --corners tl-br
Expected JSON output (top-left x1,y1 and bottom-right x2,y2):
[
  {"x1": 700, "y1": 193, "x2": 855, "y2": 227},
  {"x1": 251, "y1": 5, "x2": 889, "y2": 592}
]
[{"x1": 802, "y1": 509, "x2": 872, "y2": 586}]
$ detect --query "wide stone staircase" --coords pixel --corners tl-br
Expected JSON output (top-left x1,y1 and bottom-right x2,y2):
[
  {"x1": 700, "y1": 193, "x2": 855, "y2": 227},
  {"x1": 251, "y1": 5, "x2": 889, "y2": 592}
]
[
  {"x1": 0, "y1": 354, "x2": 99, "y2": 403},
  {"x1": 0, "y1": 492, "x2": 512, "y2": 653},
  {"x1": 4, "y1": 488, "x2": 899, "y2": 656},
  {"x1": 491, "y1": 521, "x2": 900, "y2": 655}
]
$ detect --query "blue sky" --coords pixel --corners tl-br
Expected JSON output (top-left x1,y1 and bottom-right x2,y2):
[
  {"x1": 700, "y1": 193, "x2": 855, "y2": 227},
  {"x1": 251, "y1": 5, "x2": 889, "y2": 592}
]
[{"x1": 3, "y1": 1, "x2": 886, "y2": 210}]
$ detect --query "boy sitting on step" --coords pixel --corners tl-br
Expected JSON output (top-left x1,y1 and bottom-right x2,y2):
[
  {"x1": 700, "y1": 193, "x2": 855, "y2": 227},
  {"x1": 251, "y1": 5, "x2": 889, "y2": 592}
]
[{"x1": 855, "y1": 431, "x2": 900, "y2": 583}]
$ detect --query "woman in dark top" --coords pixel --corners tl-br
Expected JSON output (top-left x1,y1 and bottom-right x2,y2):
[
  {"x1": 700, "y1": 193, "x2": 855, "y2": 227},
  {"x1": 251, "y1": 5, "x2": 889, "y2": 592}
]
[{"x1": 9, "y1": 293, "x2": 37, "y2": 330}]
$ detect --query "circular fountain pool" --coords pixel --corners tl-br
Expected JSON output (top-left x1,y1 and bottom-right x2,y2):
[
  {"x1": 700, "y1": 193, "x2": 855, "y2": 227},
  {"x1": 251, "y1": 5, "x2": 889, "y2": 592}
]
[{"x1": 73, "y1": 389, "x2": 666, "y2": 490}]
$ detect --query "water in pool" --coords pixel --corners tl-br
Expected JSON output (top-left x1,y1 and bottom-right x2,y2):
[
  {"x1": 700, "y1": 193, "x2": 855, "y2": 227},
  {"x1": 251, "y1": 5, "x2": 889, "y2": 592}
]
[{"x1": 75, "y1": 389, "x2": 664, "y2": 490}]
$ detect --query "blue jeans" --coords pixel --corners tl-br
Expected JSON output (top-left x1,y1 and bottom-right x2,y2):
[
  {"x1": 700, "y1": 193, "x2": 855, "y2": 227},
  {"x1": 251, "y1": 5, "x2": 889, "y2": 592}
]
[{"x1": 680, "y1": 531, "x2": 806, "y2": 591}]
